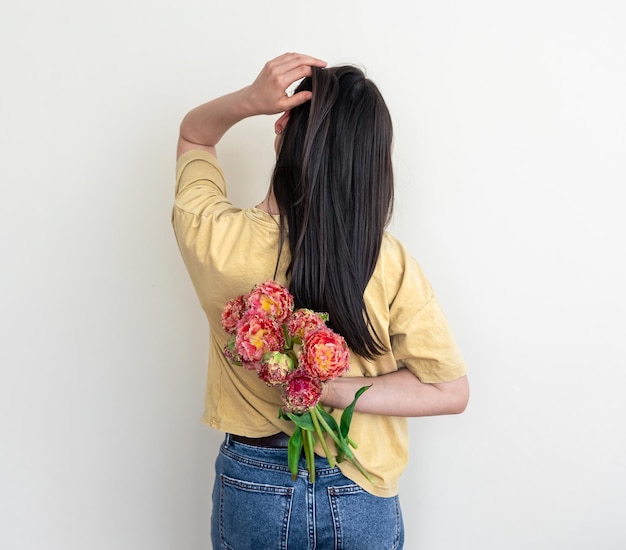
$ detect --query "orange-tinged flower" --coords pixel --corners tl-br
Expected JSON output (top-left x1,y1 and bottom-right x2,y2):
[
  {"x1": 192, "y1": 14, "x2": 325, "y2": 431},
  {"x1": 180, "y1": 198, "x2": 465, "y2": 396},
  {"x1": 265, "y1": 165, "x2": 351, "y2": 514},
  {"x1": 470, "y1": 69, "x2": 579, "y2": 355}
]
[
  {"x1": 287, "y1": 308, "x2": 327, "y2": 342},
  {"x1": 246, "y1": 280, "x2": 294, "y2": 323},
  {"x1": 234, "y1": 312, "x2": 285, "y2": 363},
  {"x1": 300, "y1": 326, "x2": 350, "y2": 382}
]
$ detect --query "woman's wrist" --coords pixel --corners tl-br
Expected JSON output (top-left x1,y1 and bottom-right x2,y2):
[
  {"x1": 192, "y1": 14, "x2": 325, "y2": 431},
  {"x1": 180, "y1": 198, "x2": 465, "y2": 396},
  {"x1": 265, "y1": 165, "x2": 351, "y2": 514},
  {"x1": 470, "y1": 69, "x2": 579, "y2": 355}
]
[
  {"x1": 320, "y1": 378, "x2": 357, "y2": 410},
  {"x1": 226, "y1": 86, "x2": 260, "y2": 119}
]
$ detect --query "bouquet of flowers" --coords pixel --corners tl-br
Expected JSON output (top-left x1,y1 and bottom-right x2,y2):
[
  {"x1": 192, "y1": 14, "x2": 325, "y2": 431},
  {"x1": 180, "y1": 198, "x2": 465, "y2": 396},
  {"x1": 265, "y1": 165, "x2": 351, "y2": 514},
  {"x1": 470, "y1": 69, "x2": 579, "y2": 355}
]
[{"x1": 221, "y1": 280, "x2": 373, "y2": 483}]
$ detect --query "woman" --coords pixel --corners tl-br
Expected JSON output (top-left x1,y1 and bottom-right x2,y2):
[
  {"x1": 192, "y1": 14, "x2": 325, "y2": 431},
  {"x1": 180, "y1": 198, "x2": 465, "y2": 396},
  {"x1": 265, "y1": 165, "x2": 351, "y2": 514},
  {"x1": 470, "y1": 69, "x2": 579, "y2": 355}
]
[{"x1": 173, "y1": 52, "x2": 469, "y2": 549}]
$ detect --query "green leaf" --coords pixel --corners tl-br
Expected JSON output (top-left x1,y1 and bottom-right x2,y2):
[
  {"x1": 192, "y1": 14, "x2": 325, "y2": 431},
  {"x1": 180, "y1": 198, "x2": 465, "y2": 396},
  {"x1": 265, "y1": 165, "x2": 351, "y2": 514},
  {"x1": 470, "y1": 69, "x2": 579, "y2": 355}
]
[
  {"x1": 285, "y1": 411, "x2": 315, "y2": 431},
  {"x1": 288, "y1": 429, "x2": 303, "y2": 480},
  {"x1": 317, "y1": 311, "x2": 329, "y2": 322},
  {"x1": 340, "y1": 385, "x2": 371, "y2": 438}
]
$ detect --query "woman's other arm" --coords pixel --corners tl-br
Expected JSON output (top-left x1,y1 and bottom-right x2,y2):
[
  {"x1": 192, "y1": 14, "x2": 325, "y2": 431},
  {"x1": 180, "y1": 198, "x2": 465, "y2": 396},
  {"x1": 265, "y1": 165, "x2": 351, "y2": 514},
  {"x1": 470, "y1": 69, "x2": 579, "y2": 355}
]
[{"x1": 321, "y1": 370, "x2": 469, "y2": 417}]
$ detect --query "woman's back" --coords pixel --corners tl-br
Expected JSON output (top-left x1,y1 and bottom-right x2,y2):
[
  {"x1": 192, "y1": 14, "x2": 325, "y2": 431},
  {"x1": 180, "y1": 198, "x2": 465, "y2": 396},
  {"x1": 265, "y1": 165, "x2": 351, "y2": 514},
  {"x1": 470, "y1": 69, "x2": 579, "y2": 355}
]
[{"x1": 173, "y1": 148, "x2": 465, "y2": 496}]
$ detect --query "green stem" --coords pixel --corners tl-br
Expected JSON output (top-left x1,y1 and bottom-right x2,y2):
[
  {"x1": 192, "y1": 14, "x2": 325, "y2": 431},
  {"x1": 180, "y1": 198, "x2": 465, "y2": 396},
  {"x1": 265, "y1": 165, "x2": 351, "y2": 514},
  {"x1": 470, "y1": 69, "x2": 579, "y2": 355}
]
[
  {"x1": 287, "y1": 349, "x2": 299, "y2": 369},
  {"x1": 347, "y1": 454, "x2": 375, "y2": 485},
  {"x1": 313, "y1": 406, "x2": 342, "y2": 447},
  {"x1": 313, "y1": 407, "x2": 374, "y2": 484},
  {"x1": 302, "y1": 430, "x2": 316, "y2": 483},
  {"x1": 311, "y1": 407, "x2": 335, "y2": 468},
  {"x1": 314, "y1": 406, "x2": 346, "y2": 462}
]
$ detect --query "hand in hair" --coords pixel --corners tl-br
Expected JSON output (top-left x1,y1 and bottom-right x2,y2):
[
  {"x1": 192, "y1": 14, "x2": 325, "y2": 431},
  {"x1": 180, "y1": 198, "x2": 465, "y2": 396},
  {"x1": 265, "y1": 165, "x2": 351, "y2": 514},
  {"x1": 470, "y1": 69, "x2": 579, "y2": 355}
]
[
  {"x1": 177, "y1": 53, "x2": 326, "y2": 159},
  {"x1": 246, "y1": 52, "x2": 328, "y2": 115}
]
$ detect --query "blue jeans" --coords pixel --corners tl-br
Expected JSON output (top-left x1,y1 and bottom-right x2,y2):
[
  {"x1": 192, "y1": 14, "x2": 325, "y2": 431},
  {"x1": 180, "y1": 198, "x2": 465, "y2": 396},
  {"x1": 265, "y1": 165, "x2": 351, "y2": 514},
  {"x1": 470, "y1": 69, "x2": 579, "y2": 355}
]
[{"x1": 211, "y1": 434, "x2": 404, "y2": 550}]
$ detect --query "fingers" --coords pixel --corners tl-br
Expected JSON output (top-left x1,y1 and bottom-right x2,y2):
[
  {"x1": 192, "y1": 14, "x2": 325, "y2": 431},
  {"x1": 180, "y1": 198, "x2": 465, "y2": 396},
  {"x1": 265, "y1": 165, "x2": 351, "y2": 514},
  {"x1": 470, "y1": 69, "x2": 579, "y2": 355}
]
[
  {"x1": 269, "y1": 52, "x2": 327, "y2": 74},
  {"x1": 283, "y1": 90, "x2": 313, "y2": 110},
  {"x1": 248, "y1": 53, "x2": 326, "y2": 115},
  {"x1": 263, "y1": 52, "x2": 326, "y2": 97}
]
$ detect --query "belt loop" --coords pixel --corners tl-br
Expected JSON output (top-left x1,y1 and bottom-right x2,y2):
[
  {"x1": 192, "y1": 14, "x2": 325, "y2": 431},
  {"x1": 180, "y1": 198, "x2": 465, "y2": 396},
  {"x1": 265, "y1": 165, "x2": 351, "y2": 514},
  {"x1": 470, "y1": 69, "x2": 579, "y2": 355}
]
[{"x1": 225, "y1": 433, "x2": 231, "y2": 447}]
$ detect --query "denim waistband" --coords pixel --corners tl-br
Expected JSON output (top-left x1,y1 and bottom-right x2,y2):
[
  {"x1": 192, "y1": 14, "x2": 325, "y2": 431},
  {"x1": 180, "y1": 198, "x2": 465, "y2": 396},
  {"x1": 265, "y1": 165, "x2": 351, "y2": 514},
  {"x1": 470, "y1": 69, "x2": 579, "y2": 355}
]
[
  {"x1": 228, "y1": 431, "x2": 291, "y2": 448},
  {"x1": 223, "y1": 433, "x2": 341, "y2": 477}
]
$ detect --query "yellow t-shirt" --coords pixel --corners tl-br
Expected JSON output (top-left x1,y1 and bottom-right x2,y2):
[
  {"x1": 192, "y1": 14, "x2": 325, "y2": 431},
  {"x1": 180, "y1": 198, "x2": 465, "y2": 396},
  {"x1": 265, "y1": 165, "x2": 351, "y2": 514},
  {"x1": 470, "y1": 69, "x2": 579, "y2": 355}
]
[{"x1": 172, "y1": 149, "x2": 466, "y2": 497}]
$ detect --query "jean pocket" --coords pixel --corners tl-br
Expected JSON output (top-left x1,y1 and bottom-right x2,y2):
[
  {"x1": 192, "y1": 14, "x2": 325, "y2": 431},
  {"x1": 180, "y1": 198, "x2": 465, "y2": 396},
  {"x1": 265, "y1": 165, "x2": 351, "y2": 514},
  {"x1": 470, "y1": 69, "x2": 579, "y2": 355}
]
[
  {"x1": 328, "y1": 484, "x2": 404, "y2": 550},
  {"x1": 217, "y1": 474, "x2": 293, "y2": 550}
]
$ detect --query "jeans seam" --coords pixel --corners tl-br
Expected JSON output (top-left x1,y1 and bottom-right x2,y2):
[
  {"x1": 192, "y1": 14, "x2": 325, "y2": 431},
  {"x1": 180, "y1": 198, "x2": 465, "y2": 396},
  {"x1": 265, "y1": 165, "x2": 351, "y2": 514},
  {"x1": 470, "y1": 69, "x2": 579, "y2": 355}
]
[
  {"x1": 221, "y1": 444, "x2": 293, "y2": 474},
  {"x1": 328, "y1": 488, "x2": 342, "y2": 550},
  {"x1": 394, "y1": 495, "x2": 403, "y2": 550},
  {"x1": 221, "y1": 442, "x2": 343, "y2": 477},
  {"x1": 307, "y1": 479, "x2": 315, "y2": 550}
]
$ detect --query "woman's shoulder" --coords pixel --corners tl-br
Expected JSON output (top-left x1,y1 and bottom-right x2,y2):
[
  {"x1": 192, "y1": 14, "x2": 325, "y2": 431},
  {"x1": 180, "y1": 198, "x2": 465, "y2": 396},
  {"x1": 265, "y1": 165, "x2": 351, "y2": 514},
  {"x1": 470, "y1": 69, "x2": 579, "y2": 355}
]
[
  {"x1": 379, "y1": 232, "x2": 422, "y2": 272},
  {"x1": 380, "y1": 232, "x2": 404, "y2": 252},
  {"x1": 174, "y1": 149, "x2": 230, "y2": 216},
  {"x1": 374, "y1": 232, "x2": 432, "y2": 305}
]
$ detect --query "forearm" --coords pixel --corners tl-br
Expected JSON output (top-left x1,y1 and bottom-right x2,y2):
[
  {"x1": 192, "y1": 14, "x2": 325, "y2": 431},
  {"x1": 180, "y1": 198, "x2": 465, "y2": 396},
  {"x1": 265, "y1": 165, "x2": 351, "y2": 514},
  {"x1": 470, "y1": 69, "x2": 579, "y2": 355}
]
[
  {"x1": 177, "y1": 88, "x2": 258, "y2": 160},
  {"x1": 321, "y1": 369, "x2": 469, "y2": 417},
  {"x1": 179, "y1": 87, "x2": 256, "y2": 149}
]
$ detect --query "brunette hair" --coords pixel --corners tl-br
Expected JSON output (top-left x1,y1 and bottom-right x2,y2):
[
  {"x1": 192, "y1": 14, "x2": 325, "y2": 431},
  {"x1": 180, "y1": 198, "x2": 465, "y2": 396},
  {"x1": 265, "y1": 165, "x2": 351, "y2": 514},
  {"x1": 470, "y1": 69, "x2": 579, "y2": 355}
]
[{"x1": 272, "y1": 65, "x2": 394, "y2": 359}]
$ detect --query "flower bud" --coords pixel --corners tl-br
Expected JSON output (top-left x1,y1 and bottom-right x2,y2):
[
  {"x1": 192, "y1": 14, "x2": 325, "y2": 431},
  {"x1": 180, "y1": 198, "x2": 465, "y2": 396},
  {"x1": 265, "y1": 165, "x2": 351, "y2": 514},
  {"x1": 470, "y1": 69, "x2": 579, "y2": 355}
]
[{"x1": 258, "y1": 351, "x2": 293, "y2": 386}]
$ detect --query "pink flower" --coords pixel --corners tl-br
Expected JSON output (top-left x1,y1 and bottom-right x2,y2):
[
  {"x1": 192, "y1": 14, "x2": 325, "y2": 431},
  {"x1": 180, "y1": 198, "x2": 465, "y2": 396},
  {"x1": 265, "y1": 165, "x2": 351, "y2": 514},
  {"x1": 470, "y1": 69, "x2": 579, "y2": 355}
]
[
  {"x1": 300, "y1": 326, "x2": 350, "y2": 382},
  {"x1": 282, "y1": 370, "x2": 322, "y2": 414},
  {"x1": 246, "y1": 280, "x2": 294, "y2": 324},
  {"x1": 234, "y1": 312, "x2": 285, "y2": 363},
  {"x1": 222, "y1": 294, "x2": 247, "y2": 334},
  {"x1": 287, "y1": 308, "x2": 327, "y2": 342},
  {"x1": 258, "y1": 351, "x2": 293, "y2": 386}
]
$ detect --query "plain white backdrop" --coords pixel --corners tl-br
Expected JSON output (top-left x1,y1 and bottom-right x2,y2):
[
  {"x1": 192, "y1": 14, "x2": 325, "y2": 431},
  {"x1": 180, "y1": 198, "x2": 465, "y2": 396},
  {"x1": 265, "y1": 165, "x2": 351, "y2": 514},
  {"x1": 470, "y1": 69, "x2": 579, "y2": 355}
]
[{"x1": 1, "y1": 1, "x2": 625, "y2": 548}]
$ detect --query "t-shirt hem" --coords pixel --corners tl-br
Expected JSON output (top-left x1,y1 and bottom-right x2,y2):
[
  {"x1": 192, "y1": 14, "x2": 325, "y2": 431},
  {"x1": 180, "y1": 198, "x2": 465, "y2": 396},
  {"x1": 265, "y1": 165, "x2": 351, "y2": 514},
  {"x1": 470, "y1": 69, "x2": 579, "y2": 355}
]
[{"x1": 413, "y1": 364, "x2": 467, "y2": 384}]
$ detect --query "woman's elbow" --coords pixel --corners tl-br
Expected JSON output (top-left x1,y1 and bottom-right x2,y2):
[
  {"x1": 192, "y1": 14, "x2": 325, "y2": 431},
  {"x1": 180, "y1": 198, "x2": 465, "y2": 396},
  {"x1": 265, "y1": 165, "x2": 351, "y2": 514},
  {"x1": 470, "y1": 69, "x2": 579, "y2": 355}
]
[{"x1": 448, "y1": 375, "x2": 470, "y2": 414}]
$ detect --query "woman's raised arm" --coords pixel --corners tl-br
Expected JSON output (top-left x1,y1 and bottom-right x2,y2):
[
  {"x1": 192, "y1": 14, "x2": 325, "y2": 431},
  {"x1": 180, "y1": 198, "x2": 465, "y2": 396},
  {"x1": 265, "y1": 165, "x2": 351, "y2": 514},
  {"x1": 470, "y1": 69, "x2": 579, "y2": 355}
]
[{"x1": 177, "y1": 52, "x2": 327, "y2": 159}]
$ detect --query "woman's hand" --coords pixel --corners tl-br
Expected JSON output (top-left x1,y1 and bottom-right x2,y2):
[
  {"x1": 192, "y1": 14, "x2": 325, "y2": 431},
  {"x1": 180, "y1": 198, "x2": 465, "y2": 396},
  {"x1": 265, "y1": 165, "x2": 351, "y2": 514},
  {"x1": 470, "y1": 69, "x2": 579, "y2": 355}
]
[
  {"x1": 242, "y1": 52, "x2": 327, "y2": 117},
  {"x1": 177, "y1": 53, "x2": 326, "y2": 159}
]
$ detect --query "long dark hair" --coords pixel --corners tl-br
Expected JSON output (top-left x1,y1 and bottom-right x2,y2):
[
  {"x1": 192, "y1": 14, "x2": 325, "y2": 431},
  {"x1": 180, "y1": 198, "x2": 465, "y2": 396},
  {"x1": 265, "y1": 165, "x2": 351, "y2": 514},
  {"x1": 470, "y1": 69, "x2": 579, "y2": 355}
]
[{"x1": 272, "y1": 65, "x2": 394, "y2": 360}]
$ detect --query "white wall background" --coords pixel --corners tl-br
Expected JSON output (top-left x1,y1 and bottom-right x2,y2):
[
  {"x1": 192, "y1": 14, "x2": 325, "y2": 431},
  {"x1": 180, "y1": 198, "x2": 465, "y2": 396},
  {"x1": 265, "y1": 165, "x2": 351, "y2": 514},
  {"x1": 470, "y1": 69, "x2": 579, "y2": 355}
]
[{"x1": 2, "y1": 1, "x2": 625, "y2": 548}]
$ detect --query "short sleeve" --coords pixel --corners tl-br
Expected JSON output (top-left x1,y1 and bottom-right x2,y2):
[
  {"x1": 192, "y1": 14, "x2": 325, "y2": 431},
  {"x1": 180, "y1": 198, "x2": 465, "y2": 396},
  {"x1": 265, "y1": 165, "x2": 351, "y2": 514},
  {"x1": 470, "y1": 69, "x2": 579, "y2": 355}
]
[
  {"x1": 389, "y1": 250, "x2": 467, "y2": 383},
  {"x1": 174, "y1": 149, "x2": 238, "y2": 218}
]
